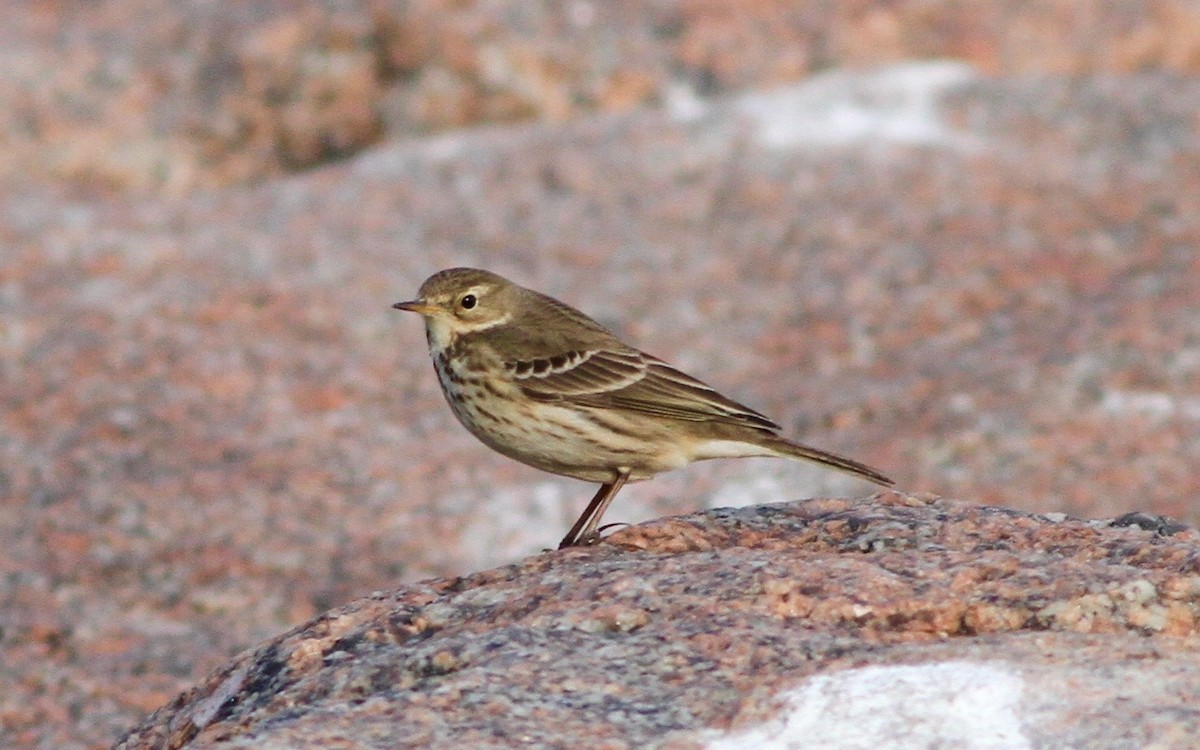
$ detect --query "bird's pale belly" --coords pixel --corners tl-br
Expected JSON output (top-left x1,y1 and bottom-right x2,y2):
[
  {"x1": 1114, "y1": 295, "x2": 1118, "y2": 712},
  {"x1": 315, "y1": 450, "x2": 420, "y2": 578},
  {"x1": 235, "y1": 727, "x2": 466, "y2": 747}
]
[{"x1": 433, "y1": 354, "x2": 688, "y2": 483}]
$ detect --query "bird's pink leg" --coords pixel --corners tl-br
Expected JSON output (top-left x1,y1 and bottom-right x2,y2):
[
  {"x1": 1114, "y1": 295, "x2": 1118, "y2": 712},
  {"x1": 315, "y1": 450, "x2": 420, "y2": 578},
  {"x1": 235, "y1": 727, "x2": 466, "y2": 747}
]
[{"x1": 558, "y1": 469, "x2": 631, "y2": 549}]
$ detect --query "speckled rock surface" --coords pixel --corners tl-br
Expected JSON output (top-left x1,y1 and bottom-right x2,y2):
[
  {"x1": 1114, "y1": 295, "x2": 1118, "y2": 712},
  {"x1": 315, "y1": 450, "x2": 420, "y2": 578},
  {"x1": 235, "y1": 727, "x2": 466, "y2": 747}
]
[
  {"x1": 5, "y1": 5, "x2": 1200, "y2": 749},
  {"x1": 2, "y1": 0, "x2": 1198, "y2": 191},
  {"x1": 113, "y1": 494, "x2": 1200, "y2": 749}
]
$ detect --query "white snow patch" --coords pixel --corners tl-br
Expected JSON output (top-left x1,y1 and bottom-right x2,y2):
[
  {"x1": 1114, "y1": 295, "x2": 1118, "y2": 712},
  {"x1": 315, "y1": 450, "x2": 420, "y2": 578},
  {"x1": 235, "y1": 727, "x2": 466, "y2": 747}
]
[
  {"x1": 1099, "y1": 389, "x2": 1200, "y2": 421},
  {"x1": 705, "y1": 460, "x2": 877, "y2": 509},
  {"x1": 352, "y1": 129, "x2": 471, "y2": 175},
  {"x1": 665, "y1": 81, "x2": 711, "y2": 123},
  {"x1": 704, "y1": 661, "x2": 1030, "y2": 750},
  {"x1": 707, "y1": 471, "x2": 793, "y2": 509},
  {"x1": 456, "y1": 480, "x2": 575, "y2": 566},
  {"x1": 736, "y1": 60, "x2": 979, "y2": 151}
]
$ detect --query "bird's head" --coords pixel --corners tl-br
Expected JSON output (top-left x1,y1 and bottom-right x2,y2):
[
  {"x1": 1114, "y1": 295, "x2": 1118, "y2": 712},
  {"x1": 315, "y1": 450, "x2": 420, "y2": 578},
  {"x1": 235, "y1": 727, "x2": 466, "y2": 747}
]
[{"x1": 393, "y1": 267, "x2": 517, "y2": 349}]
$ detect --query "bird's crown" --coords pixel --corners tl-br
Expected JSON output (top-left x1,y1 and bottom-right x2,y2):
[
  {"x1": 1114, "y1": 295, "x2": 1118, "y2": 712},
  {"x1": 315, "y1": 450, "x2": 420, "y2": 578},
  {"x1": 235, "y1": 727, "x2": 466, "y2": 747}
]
[{"x1": 417, "y1": 267, "x2": 510, "y2": 299}]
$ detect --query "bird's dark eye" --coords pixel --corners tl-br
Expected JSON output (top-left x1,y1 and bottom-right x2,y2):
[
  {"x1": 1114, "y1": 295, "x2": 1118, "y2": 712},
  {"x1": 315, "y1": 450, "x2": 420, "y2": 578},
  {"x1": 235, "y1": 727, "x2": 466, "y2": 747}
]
[{"x1": 460, "y1": 294, "x2": 477, "y2": 310}]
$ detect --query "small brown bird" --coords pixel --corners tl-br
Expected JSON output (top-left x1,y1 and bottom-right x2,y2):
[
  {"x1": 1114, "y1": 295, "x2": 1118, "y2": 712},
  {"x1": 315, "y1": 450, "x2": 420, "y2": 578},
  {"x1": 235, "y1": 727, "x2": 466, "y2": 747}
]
[{"x1": 394, "y1": 268, "x2": 893, "y2": 549}]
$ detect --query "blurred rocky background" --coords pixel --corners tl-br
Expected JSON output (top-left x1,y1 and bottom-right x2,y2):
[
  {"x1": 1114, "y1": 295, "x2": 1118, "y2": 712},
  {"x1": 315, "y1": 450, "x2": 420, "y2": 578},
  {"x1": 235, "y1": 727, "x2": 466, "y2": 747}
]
[{"x1": 2, "y1": 1, "x2": 1200, "y2": 747}]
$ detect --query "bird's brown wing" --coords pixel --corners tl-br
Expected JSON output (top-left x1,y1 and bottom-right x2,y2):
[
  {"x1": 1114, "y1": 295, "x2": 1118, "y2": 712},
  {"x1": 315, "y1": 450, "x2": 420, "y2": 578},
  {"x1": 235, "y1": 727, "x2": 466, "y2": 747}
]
[{"x1": 509, "y1": 347, "x2": 780, "y2": 431}]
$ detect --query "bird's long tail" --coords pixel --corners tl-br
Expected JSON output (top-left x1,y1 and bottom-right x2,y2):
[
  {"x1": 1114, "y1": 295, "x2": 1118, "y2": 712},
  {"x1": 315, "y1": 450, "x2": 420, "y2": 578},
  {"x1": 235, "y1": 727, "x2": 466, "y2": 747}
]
[{"x1": 759, "y1": 434, "x2": 894, "y2": 487}]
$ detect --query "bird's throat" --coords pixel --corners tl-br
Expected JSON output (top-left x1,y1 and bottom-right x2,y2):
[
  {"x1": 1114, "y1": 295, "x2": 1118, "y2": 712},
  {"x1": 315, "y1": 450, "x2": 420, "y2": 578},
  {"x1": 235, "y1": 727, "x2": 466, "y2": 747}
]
[{"x1": 424, "y1": 318, "x2": 455, "y2": 353}]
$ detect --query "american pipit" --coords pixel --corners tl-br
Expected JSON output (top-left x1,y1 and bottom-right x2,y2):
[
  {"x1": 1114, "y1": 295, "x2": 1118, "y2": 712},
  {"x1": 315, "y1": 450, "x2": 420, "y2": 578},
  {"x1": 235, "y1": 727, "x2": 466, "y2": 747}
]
[{"x1": 394, "y1": 268, "x2": 893, "y2": 549}]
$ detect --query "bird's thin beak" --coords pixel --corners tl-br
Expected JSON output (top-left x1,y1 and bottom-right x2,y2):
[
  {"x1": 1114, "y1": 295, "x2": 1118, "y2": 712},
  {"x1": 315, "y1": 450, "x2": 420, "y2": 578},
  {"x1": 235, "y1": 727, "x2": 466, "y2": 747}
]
[{"x1": 392, "y1": 299, "x2": 438, "y2": 315}]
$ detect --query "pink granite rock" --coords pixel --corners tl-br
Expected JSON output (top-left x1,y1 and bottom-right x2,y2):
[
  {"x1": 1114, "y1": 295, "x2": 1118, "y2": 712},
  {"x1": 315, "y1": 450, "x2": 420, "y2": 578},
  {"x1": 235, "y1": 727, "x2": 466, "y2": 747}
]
[
  {"x1": 113, "y1": 495, "x2": 1200, "y2": 748},
  {"x1": 1, "y1": 0, "x2": 1199, "y2": 191},
  {"x1": 4, "y1": 5, "x2": 1200, "y2": 749}
]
